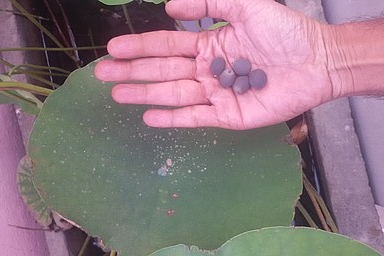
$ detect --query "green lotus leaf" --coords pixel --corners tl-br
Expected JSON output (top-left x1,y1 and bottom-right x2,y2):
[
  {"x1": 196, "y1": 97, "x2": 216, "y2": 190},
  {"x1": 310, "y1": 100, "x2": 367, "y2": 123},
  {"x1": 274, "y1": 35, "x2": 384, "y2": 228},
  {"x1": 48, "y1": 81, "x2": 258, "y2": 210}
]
[
  {"x1": 151, "y1": 227, "x2": 380, "y2": 256},
  {"x1": 28, "y1": 58, "x2": 301, "y2": 255}
]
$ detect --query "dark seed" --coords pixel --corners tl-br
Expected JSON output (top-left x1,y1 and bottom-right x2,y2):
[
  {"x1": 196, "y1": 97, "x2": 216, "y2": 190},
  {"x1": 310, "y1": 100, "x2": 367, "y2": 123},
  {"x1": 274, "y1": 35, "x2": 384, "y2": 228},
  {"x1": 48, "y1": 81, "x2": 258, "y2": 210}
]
[
  {"x1": 233, "y1": 76, "x2": 250, "y2": 94},
  {"x1": 232, "y1": 58, "x2": 252, "y2": 76},
  {"x1": 249, "y1": 69, "x2": 267, "y2": 90},
  {"x1": 219, "y1": 69, "x2": 236, "y2": 88},
  {"x1": 210, "y1": 57, "x2": 226, "y2": 76}
]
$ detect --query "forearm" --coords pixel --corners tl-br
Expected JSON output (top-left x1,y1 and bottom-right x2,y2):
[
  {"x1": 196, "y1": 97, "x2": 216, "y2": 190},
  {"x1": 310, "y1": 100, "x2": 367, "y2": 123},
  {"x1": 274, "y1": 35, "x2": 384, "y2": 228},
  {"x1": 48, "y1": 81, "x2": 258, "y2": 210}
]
[{"x1": 324, "y1": 18, "x2": 384, "y2": 97}]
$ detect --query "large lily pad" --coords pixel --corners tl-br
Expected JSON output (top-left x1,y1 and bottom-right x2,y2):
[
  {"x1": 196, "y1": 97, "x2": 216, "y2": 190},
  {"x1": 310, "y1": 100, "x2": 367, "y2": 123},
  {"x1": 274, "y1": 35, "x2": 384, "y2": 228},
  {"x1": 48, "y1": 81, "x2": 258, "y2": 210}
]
[
  {"x1": 151, "y1": 227, "x2": 380, "y2": 256},
  {"x1": 28, "y1": 59, "x2": 301, "y2": 255}
]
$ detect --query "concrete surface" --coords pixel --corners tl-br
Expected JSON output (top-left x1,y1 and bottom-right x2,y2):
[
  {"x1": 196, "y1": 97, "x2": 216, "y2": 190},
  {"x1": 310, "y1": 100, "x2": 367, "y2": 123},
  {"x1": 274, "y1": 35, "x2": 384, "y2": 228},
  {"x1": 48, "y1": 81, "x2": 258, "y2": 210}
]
[
  {"x1": 322, "y1": 0, "x2": 384, "y2": 23},
  {"x1": 0, "y1": 0, "x2": 49, "y2": 255},
  {"x1": 350, "y1": 97, "x2": 384, "y2": 206},
  {"x1": 376, "y1": 205, "x2": 384, "y2": 233},
  {"x1": 287, "y1": 0, "x2": 384, "y2": 253},
  {"x1": 306, "y1": 99, "x2": 384, "y2": 253},
  {"x1": 285, "y1": 0, "x2": 326, "y2": 23},
  {"x1": 0, "y1": 104, "x2": 49, "y2": 255}
]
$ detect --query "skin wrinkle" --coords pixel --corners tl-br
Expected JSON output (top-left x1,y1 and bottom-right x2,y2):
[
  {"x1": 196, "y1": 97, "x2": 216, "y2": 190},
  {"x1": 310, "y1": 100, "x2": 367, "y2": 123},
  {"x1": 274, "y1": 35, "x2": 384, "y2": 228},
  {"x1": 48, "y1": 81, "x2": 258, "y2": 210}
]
[
  {"x1": 192, "y1": 106, "x2": 202, "y2": 127},
  {"x1": 194, "y1": 32, "x2": 217, "y2": 102},
  {"x1": 213, "y1": 30, "x2": 241, "y2": 68},
  {"x1": 250, "y1": 91, "x2": 271, "y2": 126},
  {"x1": 197, "y1": 32, "x2": 222, "y2": 74},
  {"x1": 137, "y1": 34, "x2": 146, "y2": 58},
  {"x1": 199, "y1": 81, "x2": 211, "y2": 105},
  {"x1": 124, "y1": 61, "x2": 133, "y2": 80},
  {"x1": 330, "y1": 37, "x2": 350, "y2": 98},
  {"x1": 170, "y1": 108, "x2": 176, "y2": 127},
  {"x1": 165, "y1": 33, "x2": 176, "y2": 57},
  {"x1": 143, "y1": 84, "x2": 150, "y2": 104},
  {"x1": 220, "y1": 108, "x2": 232, "y2": 129},
  {"x1": 169, "y1": 81, "x2": 180, "y2": 105},
  {"x1": 237, "y1": 1, "x2": 254, "y2": 26},
  {"x1": 174, "y1": 80, "x2": 209, "y2": 106},
  {"x1": 245, "y1": 8, "x2": 281, "y2": 59},
  {"x1": 172, "y1": 80, "x2": 182, "y2": 106},
  {"x1": 218, "y1": 0, "x2": 241, "y2": 23},
  {"x1": 186, "y1": 58, "x2": 197, "y2": 80},
  {"x1": 163, "y1": 58, "x2": 171, "y2": 82},
  {"x1": 234, "y1": 95, "x2": 247, "y2": 130},
  {"x1": 343, "y1": 44, "x2": 356, "y2": 95},
  {"x1": 190, "y1": 58, "x2": 198, "y2": 81},
  {"x1": 202, "y1": 0, "x2": 209, "y2": 19},
  {"x1": 190, "y1": 80, "x2": 210, "y2": 105}
]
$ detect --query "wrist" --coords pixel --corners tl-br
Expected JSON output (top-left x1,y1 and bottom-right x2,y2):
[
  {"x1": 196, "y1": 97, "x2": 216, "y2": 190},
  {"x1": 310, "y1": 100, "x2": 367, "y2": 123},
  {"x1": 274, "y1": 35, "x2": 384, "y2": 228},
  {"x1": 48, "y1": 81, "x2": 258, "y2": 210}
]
[{"x1": 323, "y1": 19, "x2": 384, "y2": 98}]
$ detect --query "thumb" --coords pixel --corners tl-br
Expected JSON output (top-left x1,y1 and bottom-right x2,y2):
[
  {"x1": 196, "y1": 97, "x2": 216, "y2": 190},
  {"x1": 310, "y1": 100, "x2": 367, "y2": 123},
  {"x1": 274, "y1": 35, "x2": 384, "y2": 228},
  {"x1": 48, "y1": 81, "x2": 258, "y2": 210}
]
[{"x1": 165, "y1": 0, "x2": 256, "y2": 22}]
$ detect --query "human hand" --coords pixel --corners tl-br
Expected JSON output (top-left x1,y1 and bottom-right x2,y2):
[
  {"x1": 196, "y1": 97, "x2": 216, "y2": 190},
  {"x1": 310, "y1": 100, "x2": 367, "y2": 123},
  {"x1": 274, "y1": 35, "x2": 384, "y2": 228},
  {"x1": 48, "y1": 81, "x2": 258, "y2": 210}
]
[{"x1": 95, "y1": 0, "x2": 335, "y2": 130}]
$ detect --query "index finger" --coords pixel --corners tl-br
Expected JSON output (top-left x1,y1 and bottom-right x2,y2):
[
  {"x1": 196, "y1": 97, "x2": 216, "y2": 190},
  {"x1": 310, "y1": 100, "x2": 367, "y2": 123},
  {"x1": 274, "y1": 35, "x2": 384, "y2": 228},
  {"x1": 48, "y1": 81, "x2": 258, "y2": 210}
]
[{"x1": 107, "y1": 31, "x2": 200, "y2": 59}]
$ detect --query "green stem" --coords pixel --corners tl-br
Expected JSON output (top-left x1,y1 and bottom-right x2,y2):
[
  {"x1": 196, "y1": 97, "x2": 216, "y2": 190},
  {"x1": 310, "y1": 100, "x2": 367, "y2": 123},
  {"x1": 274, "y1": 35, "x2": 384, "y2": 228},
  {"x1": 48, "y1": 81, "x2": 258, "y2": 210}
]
[
  {"x1": 43, "y1": 0, "x2": 72, "y2": 49},
  {"x1": 0, "y1": 81, "x2": 53, "y2": 96},
  {"x1": 175, "y1": 19, "x2": 187, "y2": 31},
  {"x1": 9, "y1": 63, "x2": 71, "y2": 76},
  {"x1": 77, "y1": 235, "x2": 91, "y2": 256},
  {"x1": 9, "y1": 0, "x2": 78, "y2": 64},
  {"x1": 88, "y1": 28, "x2": 99, "y2": 59},
  {"x1": 0, "y1": 58, "x2": 61, "y2": 88},
  {"x1": 163, "y1": 0, "x2": 187, "y2": 31},
  {"x1": 122, "y1": 4, "x2": 136, "y2": 34},
  {"x1": 9, "y1": 0, "x2": 64, "y2": 48},
  {"x1": 303, "y1": 174, "x2": 339, "y2": 233},
  {"x1": 296, "y1": 201, "x2": 319, "y2": 229},
  {"x1": 19, "y1": 73, "x2": 60, "y2": 88},
  {"x1": 0, "y1": 8, "x2": 49, "y2": 20},
  {"x1": 11, "y1": 70, "x2": 69, "y2": 77},
  {"x1": 303, "y1": 174, "x2": 330, "y2": 231},
  {"x1": 194, "y1": 20, "x2": 203, "y2": 32},
  {"x1": 0, "y1": 90, "x2": 41, "y2": 109}
]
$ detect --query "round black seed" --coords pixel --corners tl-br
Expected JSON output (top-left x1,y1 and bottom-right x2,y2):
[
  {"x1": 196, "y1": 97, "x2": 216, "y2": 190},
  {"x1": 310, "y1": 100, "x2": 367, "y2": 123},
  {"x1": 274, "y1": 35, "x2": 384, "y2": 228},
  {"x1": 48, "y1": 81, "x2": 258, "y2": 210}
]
[
  {"x1": 219, "y1": 69, "x2": 236, "y2": 88},
  {"x1": 249, "y1": 69, "x2": 267, "y2": 90},
  {"x1": 232, "y1": 58, "x2": 252, "y2": 76},
  {"x1": 210, "y1": 57, "x2": 226, "y2": 76},
  {"x1": 233, "y1": 76, "x2": 250, "y2": 94}
]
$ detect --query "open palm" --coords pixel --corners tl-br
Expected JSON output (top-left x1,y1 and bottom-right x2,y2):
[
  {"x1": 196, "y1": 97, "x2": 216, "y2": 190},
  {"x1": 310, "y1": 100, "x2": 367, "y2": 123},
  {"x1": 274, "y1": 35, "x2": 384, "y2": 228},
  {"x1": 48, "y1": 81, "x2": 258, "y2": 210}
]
[{"x1": 94, "y1": 0, "x2": 334, "y2": 130}]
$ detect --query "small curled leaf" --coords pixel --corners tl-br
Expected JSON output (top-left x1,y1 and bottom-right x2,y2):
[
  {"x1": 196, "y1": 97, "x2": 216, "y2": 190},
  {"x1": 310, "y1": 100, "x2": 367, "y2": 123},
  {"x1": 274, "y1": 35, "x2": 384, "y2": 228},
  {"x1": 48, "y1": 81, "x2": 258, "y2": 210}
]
[
  {"x1": 143, "y1": 0, "x2": 164, "y2": 4},
  {"x1": 207, "y1": 21, "x2": 230, "y2": 31},
  {"x1": 98, "y1": 0, "x2": 133, "y2": 5}
]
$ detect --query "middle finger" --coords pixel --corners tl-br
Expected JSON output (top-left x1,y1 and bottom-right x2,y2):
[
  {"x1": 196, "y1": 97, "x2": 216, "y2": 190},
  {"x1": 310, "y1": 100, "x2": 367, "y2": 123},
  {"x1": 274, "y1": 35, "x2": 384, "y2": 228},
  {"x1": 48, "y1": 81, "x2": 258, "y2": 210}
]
[
  {"x1": 111, "y1": 80, "x2": 210, "y2": 106},
  {"x1": 95, "y1": 57, "x2": 197, "y2": 82}
]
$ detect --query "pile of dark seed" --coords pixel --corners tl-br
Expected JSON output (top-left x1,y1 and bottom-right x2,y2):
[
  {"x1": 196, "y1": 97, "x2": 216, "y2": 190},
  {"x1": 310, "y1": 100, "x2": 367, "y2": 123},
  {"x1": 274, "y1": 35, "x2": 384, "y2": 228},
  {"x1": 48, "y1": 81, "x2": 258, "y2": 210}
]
[{"x1": 210, "y1": 57, "x2": 267, "y2": 94}]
